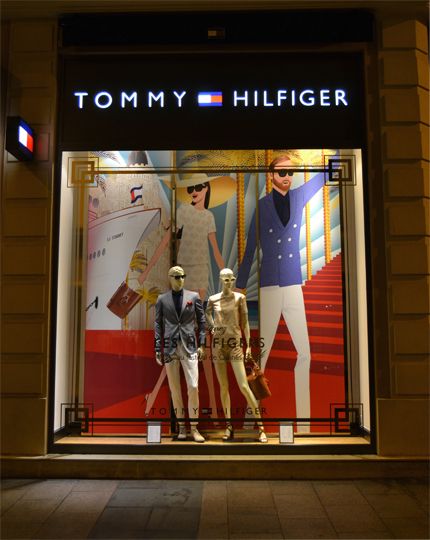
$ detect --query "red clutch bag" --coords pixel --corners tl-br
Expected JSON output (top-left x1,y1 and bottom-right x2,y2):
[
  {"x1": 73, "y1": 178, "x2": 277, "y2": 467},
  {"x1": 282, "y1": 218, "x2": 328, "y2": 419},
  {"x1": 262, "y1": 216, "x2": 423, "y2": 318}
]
[{"x1": 106, "y1": 281, "x2": 142, "y2": 319}]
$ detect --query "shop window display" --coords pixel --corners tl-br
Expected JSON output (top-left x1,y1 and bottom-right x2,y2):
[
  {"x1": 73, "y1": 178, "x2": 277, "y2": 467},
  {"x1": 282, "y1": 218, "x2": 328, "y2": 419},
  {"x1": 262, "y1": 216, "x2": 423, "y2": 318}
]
[{"x1": 53, "y1": 148, "x2": 371, "y2": 449}]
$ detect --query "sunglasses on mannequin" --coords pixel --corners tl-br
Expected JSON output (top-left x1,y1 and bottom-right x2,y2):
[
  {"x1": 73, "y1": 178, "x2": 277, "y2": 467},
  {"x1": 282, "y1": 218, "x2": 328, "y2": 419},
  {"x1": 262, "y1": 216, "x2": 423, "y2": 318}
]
[
  {"x1": 170, "y1": 275, "x2": 186, "y2": 280},
  {"x1": 275, "y1": 169, "x2": 294, "y2": 178},
  {"x1": 222, "y1": 277, "x2": 236, "y2": 283},
  {"x1": 186, "y1": 183, "x2": 208, "y2": 194}
]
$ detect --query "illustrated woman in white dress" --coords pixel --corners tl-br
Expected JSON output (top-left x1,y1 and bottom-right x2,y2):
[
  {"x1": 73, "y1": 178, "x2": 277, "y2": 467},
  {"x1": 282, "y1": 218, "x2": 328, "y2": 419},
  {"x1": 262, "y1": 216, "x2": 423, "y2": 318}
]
[{"x1": 139, "y1": 173, "x2": 236, "y2": 420}]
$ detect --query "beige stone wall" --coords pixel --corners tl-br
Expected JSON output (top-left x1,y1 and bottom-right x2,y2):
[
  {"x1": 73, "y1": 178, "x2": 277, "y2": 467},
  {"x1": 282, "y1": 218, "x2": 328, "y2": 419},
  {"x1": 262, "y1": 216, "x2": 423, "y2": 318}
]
[
  {"x1": 1, "y1": 20, "x2": 57, "y2": 455},
  {"x1": 376, "y1": 19, "x2": 429, "y2": 455}
]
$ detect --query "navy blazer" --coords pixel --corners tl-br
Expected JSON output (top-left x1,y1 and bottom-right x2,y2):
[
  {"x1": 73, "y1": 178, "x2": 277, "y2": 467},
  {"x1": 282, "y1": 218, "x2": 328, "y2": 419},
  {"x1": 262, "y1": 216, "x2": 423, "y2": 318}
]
[
  {"x1": 236, "y1": 174, "x2": 325, "y2": 288},
  {"x1": 154, "y1": 289, "x2": 206, "y2": 355}
]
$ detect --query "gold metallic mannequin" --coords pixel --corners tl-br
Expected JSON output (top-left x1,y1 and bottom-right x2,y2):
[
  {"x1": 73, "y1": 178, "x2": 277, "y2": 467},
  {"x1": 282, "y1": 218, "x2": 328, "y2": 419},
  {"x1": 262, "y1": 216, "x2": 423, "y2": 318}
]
[{"x1": 205, "y1": 268, "x2": 267, "y2": 443}]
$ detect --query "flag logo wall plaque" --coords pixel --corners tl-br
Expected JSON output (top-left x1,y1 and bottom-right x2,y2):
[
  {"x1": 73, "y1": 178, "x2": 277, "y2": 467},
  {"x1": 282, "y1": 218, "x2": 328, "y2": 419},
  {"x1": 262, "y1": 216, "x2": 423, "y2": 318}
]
[
  {"x1": 197, "y1": 92, "x2": 223, "y2": 107},
  {"x1": 6, "y1": 116, "x2": 35, "y2": 161}
]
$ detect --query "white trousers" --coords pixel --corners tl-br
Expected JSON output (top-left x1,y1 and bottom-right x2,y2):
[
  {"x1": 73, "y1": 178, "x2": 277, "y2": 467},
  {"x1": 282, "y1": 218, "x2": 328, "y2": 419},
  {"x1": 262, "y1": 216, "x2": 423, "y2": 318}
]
[
  {"x1": 260, "y1": 284, "x2": 311, "y2": 433},
  {"x1": 164, "y1": 342, "x2": 199, "y2": 427}
]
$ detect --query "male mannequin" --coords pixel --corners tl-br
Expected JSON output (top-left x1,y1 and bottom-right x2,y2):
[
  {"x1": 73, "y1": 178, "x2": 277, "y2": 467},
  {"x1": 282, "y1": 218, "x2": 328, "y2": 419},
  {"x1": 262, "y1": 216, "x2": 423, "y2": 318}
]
[{"x1": 154, "y1": 266, "x2": 206, "y2": 442}]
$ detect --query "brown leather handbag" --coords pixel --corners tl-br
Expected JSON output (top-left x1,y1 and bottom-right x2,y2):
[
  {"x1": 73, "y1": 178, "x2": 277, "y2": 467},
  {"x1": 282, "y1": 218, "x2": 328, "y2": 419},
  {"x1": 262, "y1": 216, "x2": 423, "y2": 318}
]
[
  {"x1": 106, "y1": 281, "x2": 142, "y2": 319},
  {"x1": 246, "y1": 358, "x2": 272, "y2": 400}
]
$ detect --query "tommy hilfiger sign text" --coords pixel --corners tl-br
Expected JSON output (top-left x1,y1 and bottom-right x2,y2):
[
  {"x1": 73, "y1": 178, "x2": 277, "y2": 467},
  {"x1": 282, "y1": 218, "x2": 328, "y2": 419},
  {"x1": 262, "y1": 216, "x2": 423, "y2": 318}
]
[{"x1": 73, "y1": 88, "x2": 349, "y2": 110}]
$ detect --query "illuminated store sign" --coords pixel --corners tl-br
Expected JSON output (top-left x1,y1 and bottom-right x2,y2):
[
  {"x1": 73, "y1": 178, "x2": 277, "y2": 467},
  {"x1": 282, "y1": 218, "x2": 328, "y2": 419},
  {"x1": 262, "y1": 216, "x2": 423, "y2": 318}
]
[
  {"x1": 6, "y1": 116, "x2": 35, "y2": 161},
  {"x1": 73, "y1": 88, "x2": 349, "y2": 110},
  {"x1": 60, "y1": 52, "x2": 365, "y2": 149}
]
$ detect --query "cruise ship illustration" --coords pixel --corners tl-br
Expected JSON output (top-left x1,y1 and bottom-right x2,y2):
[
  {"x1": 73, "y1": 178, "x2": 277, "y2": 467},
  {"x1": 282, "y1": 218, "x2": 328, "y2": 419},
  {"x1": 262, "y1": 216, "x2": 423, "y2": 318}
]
[{"x1": 86, "y1": 206, "x2": 160, "y2": 330}]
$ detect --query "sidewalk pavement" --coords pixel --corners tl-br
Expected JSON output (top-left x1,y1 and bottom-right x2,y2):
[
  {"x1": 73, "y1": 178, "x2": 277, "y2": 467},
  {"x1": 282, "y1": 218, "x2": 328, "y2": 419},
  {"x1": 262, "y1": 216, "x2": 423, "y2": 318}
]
[{"x1": 1, "y1": 478, "x2": 429, "y2": 539}]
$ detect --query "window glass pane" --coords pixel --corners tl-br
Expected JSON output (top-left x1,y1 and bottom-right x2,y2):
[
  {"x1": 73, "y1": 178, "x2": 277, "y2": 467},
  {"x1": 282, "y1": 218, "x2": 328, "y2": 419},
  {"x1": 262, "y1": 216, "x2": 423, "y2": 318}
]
[{"x1": 53, "y1": 148, "x2": 370, "y2": 446}]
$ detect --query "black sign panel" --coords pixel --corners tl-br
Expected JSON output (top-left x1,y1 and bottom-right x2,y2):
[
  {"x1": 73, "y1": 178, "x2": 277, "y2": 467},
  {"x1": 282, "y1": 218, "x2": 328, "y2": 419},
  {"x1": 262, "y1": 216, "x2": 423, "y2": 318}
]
[{"x1": 59, "y1": 52, "x2": 366, "y2": 150}]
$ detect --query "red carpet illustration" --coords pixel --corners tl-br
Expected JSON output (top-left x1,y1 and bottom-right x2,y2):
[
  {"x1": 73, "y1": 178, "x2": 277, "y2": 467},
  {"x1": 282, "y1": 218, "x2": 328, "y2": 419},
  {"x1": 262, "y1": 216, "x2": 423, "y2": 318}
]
[{"x1": 84, "y1": 255, "x2": 345, "y2": 435}]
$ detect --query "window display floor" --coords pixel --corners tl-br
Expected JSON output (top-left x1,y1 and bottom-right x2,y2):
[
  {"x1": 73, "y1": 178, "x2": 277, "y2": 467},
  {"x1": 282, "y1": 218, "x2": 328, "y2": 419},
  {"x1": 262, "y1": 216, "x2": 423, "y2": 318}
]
[{"x1": 55, "y1": 434, "x2": 371, "y2": 446}]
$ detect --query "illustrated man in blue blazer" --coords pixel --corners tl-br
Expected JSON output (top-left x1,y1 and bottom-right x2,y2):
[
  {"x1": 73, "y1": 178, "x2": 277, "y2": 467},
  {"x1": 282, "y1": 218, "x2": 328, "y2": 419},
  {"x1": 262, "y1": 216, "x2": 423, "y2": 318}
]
[
  {"x1": 236, "y1": 154, "x2": 324, "y2": 433},
  {"x1": 155, "y1": 266, "x2": 206, "y2": 442}
]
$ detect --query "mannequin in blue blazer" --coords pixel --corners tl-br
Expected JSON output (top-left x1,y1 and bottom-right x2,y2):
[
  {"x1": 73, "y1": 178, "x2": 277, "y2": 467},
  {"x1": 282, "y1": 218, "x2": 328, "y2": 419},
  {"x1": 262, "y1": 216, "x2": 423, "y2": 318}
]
[{"x1": 236, "y1": 155, "x2": 324, "y2": 433}]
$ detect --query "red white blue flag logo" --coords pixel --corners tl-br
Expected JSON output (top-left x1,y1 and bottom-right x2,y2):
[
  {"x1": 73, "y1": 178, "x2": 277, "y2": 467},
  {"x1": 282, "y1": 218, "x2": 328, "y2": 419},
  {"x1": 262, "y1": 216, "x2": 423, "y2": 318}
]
[
  {"x1": 18, "y1": 125, "x2": 34, "y2": 152},
  {"x1": 197, "y1": 92, "x2": 223, "y2": 107},
  {"x1": 130, "y1": 185, "x2": 143, "y2": 204}
]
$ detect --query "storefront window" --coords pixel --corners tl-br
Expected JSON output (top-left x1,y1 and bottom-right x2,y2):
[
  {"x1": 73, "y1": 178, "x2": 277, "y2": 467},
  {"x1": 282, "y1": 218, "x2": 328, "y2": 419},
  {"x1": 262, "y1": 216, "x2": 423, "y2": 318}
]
[{"x1": 52, "y1": 147, "x2": 371, "y2": 450}]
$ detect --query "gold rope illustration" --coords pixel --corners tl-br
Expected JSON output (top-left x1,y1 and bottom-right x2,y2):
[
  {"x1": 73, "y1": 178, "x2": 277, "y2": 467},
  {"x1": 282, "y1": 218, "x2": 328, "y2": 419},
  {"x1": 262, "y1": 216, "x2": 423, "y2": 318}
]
[
  {"x1": 304, "y1": 168, "x2": 312, "y2": 281},
  {"x1": 322, "y1": 149, "x2": 331, "y2": 263},
  {"x1": 265, "y1": 149, "x2": 273, "y2": 194},
  {"x1": 237, "y1": 172, "x2": 245, "y2": 264}
]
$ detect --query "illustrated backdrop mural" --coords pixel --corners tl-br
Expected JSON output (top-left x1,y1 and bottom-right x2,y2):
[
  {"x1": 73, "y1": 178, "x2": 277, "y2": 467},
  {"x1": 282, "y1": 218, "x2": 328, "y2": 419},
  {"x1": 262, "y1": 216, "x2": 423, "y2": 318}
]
[{"x1": 77, "y1": 148, "x2": 346, "y2": 434}]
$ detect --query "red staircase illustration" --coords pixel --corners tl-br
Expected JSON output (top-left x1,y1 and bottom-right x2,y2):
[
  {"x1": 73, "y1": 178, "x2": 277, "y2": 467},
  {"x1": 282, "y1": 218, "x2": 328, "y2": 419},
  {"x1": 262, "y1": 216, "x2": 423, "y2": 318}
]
[
  {"x1": 264, "y1": 253, "x2": 345, "y2": 426},
  {"x1": 268, "y1": 253, "x2": 344, "y2": 371}
]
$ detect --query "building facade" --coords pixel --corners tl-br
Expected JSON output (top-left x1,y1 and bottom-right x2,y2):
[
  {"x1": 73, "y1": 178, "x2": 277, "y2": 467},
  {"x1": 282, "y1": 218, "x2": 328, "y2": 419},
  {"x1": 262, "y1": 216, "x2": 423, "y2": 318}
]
[{"x1": 1, "y1": 1, "x2": 429, "y2": 459}]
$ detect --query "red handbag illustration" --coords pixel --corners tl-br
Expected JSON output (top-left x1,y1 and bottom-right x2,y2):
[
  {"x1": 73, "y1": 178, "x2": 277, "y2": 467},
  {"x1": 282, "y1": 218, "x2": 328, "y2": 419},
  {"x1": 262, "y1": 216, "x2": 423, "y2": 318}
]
[{"x1": 106, "y1": 281, "x2": 142, "y2": 319}]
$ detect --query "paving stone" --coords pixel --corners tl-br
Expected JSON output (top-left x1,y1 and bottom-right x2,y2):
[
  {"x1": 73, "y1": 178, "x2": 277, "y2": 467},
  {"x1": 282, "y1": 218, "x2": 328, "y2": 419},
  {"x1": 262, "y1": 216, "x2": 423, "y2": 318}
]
[
  {"x1": 108, "y1": 486, "x2": 202, "y2": 508},
  {"x1": 197, "y1": 524, "x2": 228, "y2": 539},
  {"x1": 55, "y1": 491, "x2": 112, "y2": 514},
  {"x1": 397, "y1": 479, "x2": 430, "y2": 510},
  {"x1": 88, "y1": 507, "x2": 151, "y2": 538},
  {"x1": 201, "y1": 481, "x2": 227, "y2": 500},
  {"x1": 145, "y1": 507, "x2": 200, "y2": 533},
  {"x1": 34, "y1": 512, "x2": 99, "y2": 539},
  {"x1": 228, "y1": 507, "x2": 282, "y2": 535},
  {"x1": 313, "y1": 481, "x2": 368, "y2": 506},
  {"x1": 280, "y1": 517, "x2": 337, "y2": 539},
  {"x1": 199, "y1": 482, "x2": 227, "y2": 533},
  {"x1": 270, "y1": 480, "x2": 315, "y2": 495},
  {"x1": 1, "y1": 489, "x2": 26, "y2": 515},
  {"x1": 0, "y1": 521, "x2": 41, "y2": 539},
  {"x1": 274, "y1": 493, "x2": 326, "y2": 519},
  {"x1": 382, "y1": 516, "x2": 430, "y2": 539},
  {"x1": 163, "y1": 480, "x2": 204, "y2": 489},
  {"x1": 1, "y1": 498, "x2": 61, "y2": 523},
  {"x1": 141, "y1": 531, "x2": 198, "y2": 539},
  {"x1": 324, "y1": 504, "x2": 389, "y2": 534},
  {"x1": 354, "y1": 479, "x2": 405, "y2": 496},
  {"x1": 365, "y1": 492, "x2": 428, "y2": 519},
  {"x1": 0, "y1": 479, "x2": 39, "y2": 489},
  {"x1": 229, "y1": 534, "x2": 284, "y2": 539},
  {"x1": 22, "y1": 480, "x2": 76, "y2": 500},
  {"x1": 337, "y1": 532, "x2": 394, "y2": 539},
  {"x1": 117, "y1": 479, "x2": 164, "y2": 489},
  {"x1": 71, "y1": 480, "x2": 119, "y2": 492},
  {"x1": 227, "y1": 480, "x2": 271, "y2": 488},
  {"x1": 228, "y1": 484, "x2": 274, "y2": 508},
  {"x1": 199, "y1": 515, "x2": 227, "y2": 531}
]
